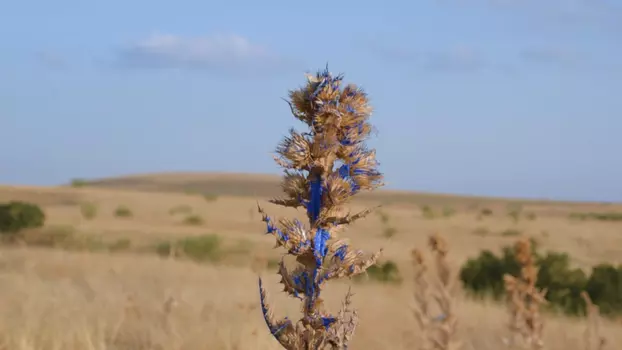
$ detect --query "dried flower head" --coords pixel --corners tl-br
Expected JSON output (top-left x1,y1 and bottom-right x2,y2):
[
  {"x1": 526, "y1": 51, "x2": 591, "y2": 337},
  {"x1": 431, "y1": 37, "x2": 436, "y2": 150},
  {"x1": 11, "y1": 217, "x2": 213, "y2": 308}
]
[
  {"x1": 257, "y1": 67, "x2": 384, "y2": 349},
  {"x1": 412, "y1": 235, "x2": 461, "y2": 350},
  {"x1": 504, "y1": 238, "x2": 547, "y2": 349}
]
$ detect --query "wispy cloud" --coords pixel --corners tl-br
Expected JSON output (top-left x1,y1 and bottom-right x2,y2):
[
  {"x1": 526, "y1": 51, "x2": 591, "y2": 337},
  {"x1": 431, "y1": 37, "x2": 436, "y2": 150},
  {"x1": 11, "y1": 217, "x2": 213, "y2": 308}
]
[
  {"x1": 114, "y1": 33, "x2": 294, "y2": 74},
  {"x1": 367, "y1": 39, "x2": 613, "y2": 73},
  {"x1": 367, "y1": 41, "x2": 505, "y2": 73}
]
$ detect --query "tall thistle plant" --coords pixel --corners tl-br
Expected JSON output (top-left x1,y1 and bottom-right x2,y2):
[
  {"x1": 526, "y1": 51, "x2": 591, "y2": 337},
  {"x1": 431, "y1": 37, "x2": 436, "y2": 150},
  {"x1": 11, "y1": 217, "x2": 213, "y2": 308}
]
[{"x1": 257, "y1": 67, "x2": 384, "y2": 349}]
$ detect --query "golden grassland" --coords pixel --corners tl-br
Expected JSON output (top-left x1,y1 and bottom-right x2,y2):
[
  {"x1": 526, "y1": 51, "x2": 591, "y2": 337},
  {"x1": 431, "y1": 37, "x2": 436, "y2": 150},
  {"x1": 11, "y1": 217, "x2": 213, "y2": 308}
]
[{"x1": 0, "y1": 173, "x2": 621, "y2": 349}]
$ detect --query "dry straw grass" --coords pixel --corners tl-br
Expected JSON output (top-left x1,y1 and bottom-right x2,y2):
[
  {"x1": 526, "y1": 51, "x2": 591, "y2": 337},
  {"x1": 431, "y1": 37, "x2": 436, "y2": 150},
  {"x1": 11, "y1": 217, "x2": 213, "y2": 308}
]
[
  {"x1": 501, "y1": 238, "x2": 614, "y2": 350},
  {"x1": 581, "y1": 291, "x2": 606, "y2": 350},
  {"x1": 503, "y1": 238, "x2": 547, "y2": 349},
  {"x1": 0, "y1": 246, "x2": 620, "y2": 349},
  {"x1": 411, "y1": 234, "x2": 461, "y2": 350}
]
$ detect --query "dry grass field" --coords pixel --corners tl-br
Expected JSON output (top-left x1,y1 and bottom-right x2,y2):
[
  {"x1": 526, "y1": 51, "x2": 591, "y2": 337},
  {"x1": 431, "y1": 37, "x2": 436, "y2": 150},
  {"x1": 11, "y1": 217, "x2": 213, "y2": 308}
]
[{"x1": 0, "y1": 172, "x2": 621, "y2": 349}]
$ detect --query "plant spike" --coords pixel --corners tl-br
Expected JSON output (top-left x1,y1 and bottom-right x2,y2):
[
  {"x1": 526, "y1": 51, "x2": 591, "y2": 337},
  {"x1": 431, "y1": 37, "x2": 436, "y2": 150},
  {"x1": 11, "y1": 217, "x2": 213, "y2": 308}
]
[{"x1": 257, "y1": 67, "x2": 384, "y2": 349}]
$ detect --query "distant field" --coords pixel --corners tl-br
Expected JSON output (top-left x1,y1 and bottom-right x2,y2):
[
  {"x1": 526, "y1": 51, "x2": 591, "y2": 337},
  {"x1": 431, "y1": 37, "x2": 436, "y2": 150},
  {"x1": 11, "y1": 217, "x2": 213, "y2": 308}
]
[
  {"x1": 78, "y1": 172, "x2": 619, "y2": 216},
  {"x1": 0, "y1": 172, "x2": 621, "y2": 349},
  {"x1": 2, "y1": 171, "x2": 621, "y2": 267}
]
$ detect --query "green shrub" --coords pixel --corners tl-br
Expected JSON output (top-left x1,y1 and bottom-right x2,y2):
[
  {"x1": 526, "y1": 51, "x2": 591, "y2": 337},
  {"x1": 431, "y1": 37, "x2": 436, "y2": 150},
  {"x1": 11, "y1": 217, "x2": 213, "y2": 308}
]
[
  {"x1": 500, "y1": 228, "x2": 522, "y2": 237},
  {"x1": 506, "y1": 204, "x2": 523, "y2": 223},
  {"x1": 108, "y1": 238, "x2": 132, "y2": 252},
  {"x1": 70, "y1": 178, "x2": 88, "y2": 188},
  {"x1": 569, "y1": 212, "x2": 622, "y2": 222},
  {"x1": 525, "y1": 212, "x2": 537, "y2": 221},
  {"x1": 114, "y1": 206, "x2": 132, "y2": 218},
  {"x1": 180, "y1": 235, "x2": 221, "y2": 261},
  {"x1": 156, "y1": 234, "x2": 222, "y2": 262},
  {"x1": 203, "y1": 194, "x2": 219, "y2": 202},
  {"x1": 355, "y1": 260, "x2": 401, "y2": 284},
  {"x1": 421, "y1": 205, "x2": 435, "y2": 219},
  {"x1": 507, "y1": 210, "x2": 521, "y2": 223},
  {"x1": 479, "y1": 208, "x2": 493, "y2": 217},
  {"x1": 460, "y1": 241, "x2": 622, "y2": 316},
  {"x1": 585, "y1": 263, "x2": 622, "y2": 316},
  {"x1": 183, "y1": 214, "x2": 204, "y2": 226},
  {"x1": 0, "y1": 201, "x2": 45, "y2": 234},
  {"x1": 155, "y1": 241, "x2": 174, "y2": 257},
  {"x1": 459, "y1": 247, "x2": 521, "y2": 298},
  {"x1": 442, "y1": 206, "x2": 456, "y2": 218},
  {"x1": 382, "y1": 226, "x2": 397, "y2": 239},
  {"x1": 536, "y1": 252, "x2": 588, "y2": 315},
  {"x1": 80, "y1": 202, "x2": 98, "y2": 220}
]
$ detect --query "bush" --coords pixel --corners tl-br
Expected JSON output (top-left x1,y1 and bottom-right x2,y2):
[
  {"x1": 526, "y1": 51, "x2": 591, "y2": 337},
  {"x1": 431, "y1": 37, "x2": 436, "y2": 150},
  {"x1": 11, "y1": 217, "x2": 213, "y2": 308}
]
[
  {"x1": 442, "y1": 206, "x2": 456, "y2": 218},
  {"x1": 500, "y1": 228, "x2": 522, "y2": 237},
  {"x1": 585, "y1": 263, "x2": 622, "y2": 316},
  {"x1": 355, "y1": 260, "x2": 401, "y2": 284},
  {"x1": 108, "y1": 238, "x2": 132, "y2": 252},
  {"x1": 506, "y1": 204, "x2": 523, "y2": 223},
  {"x1": 203, "y1": 194, "x2": 219, "y2": 202},
  {"x1": 479, "y1": 208, "x2": 493, "y2": 217},
  {"x1": 80, "y1": 202, "x2": 98, "y2": 220},
  {"x1": 114, "y1": 206, "x2": 132, "y2": 218},
  {"x1": 183, "y1": 214, "x2": 204, "y2": 226},
  {"x1": 70, "y1": 178, "x2": 88, "y2": 188},
  {"x1": 382, "y1": 226, "x2": 397, "y2": 239},
  {"x1": 421, "y1": 205, "x2": 435, "y2": 219},
  {"x1": 459, "y1": 247, "x2": 521, "y2": 298},
  {"x1": 460, "y1": 241, "x2": 622, "y2": 316},
  {"x1": 536, "y1": 252, "x2": 588, "y2": 315},
  {"x1": 156, "y1": 234, "x2": 222, "y2": 262},
  {"x1": 0, "y1": 201, "x2": 45, "y2": 234},
  {"x1": 569, "y1": 212, "x2": 622, "y2": 222}
]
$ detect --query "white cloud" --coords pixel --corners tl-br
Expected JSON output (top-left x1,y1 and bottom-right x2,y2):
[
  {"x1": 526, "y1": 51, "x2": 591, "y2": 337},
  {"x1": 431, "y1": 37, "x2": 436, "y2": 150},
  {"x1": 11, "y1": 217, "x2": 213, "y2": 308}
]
[{"x1": 116, "y1": 33, "x2": 287, "y2": 72}]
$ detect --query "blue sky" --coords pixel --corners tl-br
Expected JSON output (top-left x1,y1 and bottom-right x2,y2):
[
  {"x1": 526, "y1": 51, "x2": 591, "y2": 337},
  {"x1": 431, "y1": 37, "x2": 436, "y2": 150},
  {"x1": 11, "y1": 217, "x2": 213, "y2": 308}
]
[{"x1": 2, "y1": 0, "x2": 621, "y2": 202}]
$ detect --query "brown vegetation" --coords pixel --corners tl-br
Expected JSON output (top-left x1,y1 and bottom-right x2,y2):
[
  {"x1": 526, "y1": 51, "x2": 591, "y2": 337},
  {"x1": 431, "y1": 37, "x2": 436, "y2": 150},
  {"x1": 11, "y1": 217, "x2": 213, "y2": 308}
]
[{"x1": 0, "y1": 176, "x2": 621, "y2": 349}]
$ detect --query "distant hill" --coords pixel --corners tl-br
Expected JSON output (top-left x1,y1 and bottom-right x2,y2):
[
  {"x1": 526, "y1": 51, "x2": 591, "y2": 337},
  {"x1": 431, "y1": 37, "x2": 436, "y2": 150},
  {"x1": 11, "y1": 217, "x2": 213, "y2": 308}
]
[
  {"x1": 74, "y1": 172, "x2": 604, "y2": 209},
  {"x1": 84, "y1": 172, "x2": 283, "y2": 199}
]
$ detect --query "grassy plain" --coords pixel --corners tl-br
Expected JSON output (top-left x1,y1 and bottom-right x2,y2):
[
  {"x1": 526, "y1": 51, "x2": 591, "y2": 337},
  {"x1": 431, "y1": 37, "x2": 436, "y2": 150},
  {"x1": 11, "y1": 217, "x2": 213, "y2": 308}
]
[{"x1": 0, "y1": 172, "x2": 620, "y2": 349}]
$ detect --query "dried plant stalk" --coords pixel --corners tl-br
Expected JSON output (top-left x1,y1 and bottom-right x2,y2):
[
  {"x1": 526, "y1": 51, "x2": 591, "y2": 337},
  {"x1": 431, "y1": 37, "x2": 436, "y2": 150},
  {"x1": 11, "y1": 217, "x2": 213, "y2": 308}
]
[
  {"x1": 411, "y1": 234, "x2": 461, "y2": 350},
  {"x1": 257, "y1": 67, "x2": 384, "y2": 349},
  {"x1": 503, "y1": 238, "x2": 547, "y2": 349},
  {"x1": 581, "y1": 291, "x2": 606, "y2": 350}
]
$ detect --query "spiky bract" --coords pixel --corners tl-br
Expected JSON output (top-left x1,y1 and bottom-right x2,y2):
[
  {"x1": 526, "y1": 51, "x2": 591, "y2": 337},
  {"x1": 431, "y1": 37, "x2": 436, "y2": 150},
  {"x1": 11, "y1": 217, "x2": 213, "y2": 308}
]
[{"x1": 258, "y1": 67, "x2": 384, "y2": 349}]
